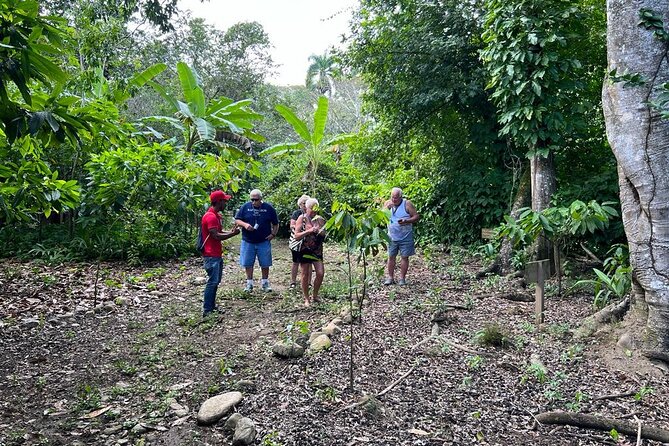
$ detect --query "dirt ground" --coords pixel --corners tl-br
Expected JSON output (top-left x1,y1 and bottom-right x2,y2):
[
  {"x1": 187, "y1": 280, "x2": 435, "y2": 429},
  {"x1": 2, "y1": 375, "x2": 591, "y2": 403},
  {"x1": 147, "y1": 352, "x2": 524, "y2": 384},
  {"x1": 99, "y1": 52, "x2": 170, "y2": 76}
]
[{"x1": 1, "y1": 241, "x2": 668, "y2": 446}]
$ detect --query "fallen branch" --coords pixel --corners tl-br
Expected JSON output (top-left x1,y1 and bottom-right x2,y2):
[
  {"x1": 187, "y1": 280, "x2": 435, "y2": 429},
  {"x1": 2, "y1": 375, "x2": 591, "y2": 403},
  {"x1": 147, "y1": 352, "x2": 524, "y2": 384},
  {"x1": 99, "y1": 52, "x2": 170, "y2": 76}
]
[
  {"x1": 377, "y1": 366, "x2": 416, "y2": 397},
  {"x1": 535, "y1": 411, "x2": 669, "y2": 443},
  {"x1": 475, "y1": 262, "x2": 500, "y2": 279},
  {"x1": 592, "y1": 390, "x2": 636, "y2": 401},
  {"x1": 580, "y1": 243, "x2": 603, "y2": 264},
  {"x1": 332, "y1": 366, "x2": 417, "y2": 415},
  {"x1": 575, "y1": 296, "x2": 630, "y2": 339},
  {"x1": 475, "y1": 292, "x2": 534, "y2": 302}
]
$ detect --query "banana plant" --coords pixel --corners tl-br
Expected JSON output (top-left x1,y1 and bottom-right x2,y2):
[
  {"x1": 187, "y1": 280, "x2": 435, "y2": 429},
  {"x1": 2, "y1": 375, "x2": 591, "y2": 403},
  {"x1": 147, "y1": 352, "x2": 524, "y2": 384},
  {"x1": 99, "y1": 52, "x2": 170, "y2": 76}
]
[
  {"x1": 144, "y1": 62, "x2": 264, "y2": 152},
  {"x1": 259, "y1": 96, "x2": 356, "y2": 194}
]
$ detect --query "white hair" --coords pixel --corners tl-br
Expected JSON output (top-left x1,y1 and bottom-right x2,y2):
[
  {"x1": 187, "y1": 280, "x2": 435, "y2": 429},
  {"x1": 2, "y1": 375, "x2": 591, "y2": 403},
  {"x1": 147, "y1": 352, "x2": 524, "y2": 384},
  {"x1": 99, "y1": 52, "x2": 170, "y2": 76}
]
[
  {"x1": 297, "y1": 194, "x2": 310, "y2": 206},
  {"x1": 391, "y1": 187, "x2": 403, "y2": 197},
  {"x1": 250, "y1": 189, "x2": 262, "y2": 198},
  {"x1": 305, "y1": 198, "x2": 319, "y2": 210}
]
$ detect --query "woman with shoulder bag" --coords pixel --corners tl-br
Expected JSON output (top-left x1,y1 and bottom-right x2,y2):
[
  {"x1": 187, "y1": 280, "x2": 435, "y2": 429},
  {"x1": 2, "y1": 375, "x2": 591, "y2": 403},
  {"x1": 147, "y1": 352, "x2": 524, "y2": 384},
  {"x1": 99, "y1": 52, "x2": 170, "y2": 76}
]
[{"x1": 293, "y1": 198, "x2": 326, "y2": 307}]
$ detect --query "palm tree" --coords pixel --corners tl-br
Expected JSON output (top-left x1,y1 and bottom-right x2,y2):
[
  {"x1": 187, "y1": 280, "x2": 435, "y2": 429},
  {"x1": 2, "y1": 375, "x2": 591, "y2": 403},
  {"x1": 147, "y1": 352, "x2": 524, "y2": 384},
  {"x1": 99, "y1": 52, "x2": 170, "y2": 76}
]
[{"x1": 305, "y1": 52, "x2": 339, "y2": 96}]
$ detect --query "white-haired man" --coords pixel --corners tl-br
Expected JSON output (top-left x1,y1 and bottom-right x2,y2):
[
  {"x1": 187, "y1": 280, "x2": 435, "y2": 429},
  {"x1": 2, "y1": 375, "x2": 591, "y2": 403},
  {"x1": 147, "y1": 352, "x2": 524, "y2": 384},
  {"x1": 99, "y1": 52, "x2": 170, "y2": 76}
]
[
  {"x1": 235, "y1": 189, "x2": 279, "y2": 292},
  {"x1": 384, "y1": 187, "x2": 420, "y2": 286}
]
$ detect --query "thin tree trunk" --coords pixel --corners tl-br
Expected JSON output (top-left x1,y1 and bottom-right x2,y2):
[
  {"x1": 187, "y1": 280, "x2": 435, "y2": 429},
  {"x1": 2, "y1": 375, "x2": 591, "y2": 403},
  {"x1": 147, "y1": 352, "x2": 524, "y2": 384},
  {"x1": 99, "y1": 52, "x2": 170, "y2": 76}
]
[
  {"x1": 602, "y1": 0, "x2": 669, "y2": 350},
  {"x1": 530, "y1": 151, "x2": 556, "y2": 270}
]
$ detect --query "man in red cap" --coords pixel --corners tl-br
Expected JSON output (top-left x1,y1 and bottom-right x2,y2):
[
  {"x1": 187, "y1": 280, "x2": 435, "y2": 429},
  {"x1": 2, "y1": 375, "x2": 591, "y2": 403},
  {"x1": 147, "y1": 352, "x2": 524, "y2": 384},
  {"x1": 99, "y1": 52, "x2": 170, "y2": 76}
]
[{"x1": 201, "y1": 190, "x2": 240, "y2": 317}]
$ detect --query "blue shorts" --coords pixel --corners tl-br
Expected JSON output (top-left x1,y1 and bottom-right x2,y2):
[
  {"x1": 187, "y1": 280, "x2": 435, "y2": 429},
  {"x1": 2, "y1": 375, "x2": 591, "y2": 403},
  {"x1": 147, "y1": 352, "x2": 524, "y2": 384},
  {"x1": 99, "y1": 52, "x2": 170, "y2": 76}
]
[
  {"x1": 240, "y1": 239, "x2": 273, "y2": 268},
  {"x1": 388, "y1": 234, "x2": 415, "y2": 258}
]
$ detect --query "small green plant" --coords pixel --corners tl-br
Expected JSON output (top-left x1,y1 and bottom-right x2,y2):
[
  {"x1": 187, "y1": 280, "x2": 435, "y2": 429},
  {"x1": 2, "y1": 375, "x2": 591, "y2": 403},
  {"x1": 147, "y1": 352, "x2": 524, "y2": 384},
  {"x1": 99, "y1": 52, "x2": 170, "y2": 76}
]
[
  {"x1": 560, "y1": 344, "x2": 584, "y2": 363},
  {"x1": 460, "y1": 376, "x2": 473, "y2": 388},
  {"x1": 565, "y1": 390, "x2": 586, "y2": 412},
  {"x1": 547, "y1": 322, "x2": 571, "y2": 337},
  {"x1": 575, "y1": 244, "x2": 631, "y2": 309},
  {"x1": 218, "y1": 358, "x2": 234, "y2": 376},
  {"x1": 474, "y1": 323, "x2": 512, "y2": 348},
  {"x1": 634, "y1": 386, "x2": 654, "y2": 402},
  {"x1": 609, "y1": 428, "x2": 619, "y2": 441},
  {"x1": 36, "y1": 375, "x2": 47, "y2": 389},
  {"x1": 282, "y1": 320, "x2": 310, "y2": 342},
  {"x1": 522, "y1": 362, "x2": 548, "y2": 384},
  {"x1": 75, "y1": 384, "x2": 101, "y2": 412},
  {"x1": 114, "y1": 360, "x2": 137, "y2": 376},
  {"x1": 466, "y1": 355, "x2": 484, "y2": 370},
  {"x1": 520, "y1": 321, "x2": 536, "y2": 333},
  {"x1": 315, "y1": 386, "x2": 338, "y2": 403},
  {"x1": 262, "y1": 431, "x2": 284, "y2": 446}
]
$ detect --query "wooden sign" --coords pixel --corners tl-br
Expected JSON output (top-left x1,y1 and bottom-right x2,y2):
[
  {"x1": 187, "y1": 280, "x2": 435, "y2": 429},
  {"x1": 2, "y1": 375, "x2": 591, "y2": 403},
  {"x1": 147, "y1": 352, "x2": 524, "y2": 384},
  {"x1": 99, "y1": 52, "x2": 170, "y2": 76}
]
[{"x1": 525, "y1": 259, "x2": 549, "y2": 325}]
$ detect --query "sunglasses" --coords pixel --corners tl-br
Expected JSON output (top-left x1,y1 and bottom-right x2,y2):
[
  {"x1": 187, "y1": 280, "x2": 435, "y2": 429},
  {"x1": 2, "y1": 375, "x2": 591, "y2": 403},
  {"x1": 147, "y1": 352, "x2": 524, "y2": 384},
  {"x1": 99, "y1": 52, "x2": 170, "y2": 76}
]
[{"x1": 251, "y1": 198, "x2": 261, "y2": 201}]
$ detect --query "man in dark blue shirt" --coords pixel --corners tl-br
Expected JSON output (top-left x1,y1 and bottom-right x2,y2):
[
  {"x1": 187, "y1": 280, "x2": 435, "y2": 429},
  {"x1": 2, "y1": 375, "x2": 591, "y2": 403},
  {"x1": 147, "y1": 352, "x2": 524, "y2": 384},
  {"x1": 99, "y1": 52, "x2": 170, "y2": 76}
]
[{"x1": 234, "y1": 189, "x2": 279, "y2": 292}]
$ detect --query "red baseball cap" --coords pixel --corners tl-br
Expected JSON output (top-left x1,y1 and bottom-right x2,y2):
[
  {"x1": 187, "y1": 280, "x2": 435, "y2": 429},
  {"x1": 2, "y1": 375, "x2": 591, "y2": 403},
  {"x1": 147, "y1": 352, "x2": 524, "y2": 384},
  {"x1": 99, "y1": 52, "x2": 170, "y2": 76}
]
[{"x1": 210, "y1": 190, "x2": 232, "y2": 203}]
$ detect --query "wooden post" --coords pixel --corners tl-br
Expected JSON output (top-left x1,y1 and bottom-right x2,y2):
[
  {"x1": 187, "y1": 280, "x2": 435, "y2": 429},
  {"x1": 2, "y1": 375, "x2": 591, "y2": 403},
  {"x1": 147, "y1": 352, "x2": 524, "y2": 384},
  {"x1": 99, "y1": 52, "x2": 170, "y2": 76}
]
[
  {"x1": 535, "y1": 260, "x2": 545, "y2": 325},
  {"x1": 525, "y1": 259, "x2": 549, "y2": 325}
]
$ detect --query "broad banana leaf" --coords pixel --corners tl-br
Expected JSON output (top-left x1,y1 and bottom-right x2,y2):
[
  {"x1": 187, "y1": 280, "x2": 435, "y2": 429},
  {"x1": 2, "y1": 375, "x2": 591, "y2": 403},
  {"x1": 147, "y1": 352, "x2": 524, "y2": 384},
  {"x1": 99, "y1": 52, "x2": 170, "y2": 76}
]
[
  {"x1": 312, "y1": 96, "x2": 328, "y2": 147},
  {"x1": 325, "y1": 133, "x2": 357, "y2": 147},
  {"x1": 147, "y1": 80, "x2": 178, "y2": 112},
  {"x1": 259, "y1": 142, "x2": 304, "y2": 157},
  {"x1": 128, "y1": 63, "x2": 167, "y2": 89},
  {"x1": 142, "y1": 115, "x2": 185, "y2": 132},
  {"x1": 193, "y1": 117, "x2": 216, "y2": 142},
  {"x1": 275, "y1": 104, "x2": 311, "y2": 143}
]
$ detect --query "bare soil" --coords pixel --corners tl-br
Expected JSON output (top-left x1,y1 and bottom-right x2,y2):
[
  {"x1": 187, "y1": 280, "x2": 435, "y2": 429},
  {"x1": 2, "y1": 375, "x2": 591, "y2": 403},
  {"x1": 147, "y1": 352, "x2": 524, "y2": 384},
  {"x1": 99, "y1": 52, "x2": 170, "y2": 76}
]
[{"x1": 1, "y1": 242, "x2": 667, "y2": 446}]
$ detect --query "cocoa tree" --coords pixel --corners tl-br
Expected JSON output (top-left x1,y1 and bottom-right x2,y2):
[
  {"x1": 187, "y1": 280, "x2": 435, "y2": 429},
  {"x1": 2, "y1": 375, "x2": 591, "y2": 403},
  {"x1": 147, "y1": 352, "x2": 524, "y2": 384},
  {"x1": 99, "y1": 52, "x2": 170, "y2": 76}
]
[{"x1": 602, "y1": 1, "x2": 669, "y2": 350}]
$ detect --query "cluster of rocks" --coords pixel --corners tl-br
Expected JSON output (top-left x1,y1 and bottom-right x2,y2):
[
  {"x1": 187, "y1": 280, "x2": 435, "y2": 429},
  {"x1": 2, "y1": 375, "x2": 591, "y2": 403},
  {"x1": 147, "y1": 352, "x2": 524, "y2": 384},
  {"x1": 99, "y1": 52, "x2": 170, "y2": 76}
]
[
  {"x1": 196, "y1": 391, "x2": 256, "y2": 445},
  {"x1": 271, "y1": 316, "x2": 346, "y2": 359}
]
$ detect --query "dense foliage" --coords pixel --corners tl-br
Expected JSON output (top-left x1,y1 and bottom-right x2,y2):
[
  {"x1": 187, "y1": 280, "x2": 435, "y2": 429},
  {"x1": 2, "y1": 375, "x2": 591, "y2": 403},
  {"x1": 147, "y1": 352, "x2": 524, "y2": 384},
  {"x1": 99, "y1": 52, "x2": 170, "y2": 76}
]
[{"x1": 1, "y1": 0, "x2": 624, "y2": 265}]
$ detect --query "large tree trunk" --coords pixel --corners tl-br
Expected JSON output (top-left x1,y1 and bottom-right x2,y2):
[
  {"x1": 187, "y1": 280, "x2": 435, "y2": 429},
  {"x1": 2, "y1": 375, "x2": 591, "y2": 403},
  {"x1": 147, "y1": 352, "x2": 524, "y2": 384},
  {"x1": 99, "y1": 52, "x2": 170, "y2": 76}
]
[
  {"x1": 530, "y1": 151, "x2": 556, "y2": 267},
  {"x1": 602, "y1": 0, "x2": 669, "y2": 350},
  {"x1": 499, "y1": 167, "x2": 531, "y2": 274}
]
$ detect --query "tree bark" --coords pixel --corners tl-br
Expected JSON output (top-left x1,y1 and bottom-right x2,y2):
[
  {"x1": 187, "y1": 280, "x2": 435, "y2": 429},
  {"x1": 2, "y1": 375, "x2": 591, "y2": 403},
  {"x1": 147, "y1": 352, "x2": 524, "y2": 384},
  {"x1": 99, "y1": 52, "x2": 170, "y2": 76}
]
[
  {"x1": 602, "y1": 0, "x2": 669, "y2": 350},
  {"x1": 499, "y1": 166, "x2": 531, "y2": 274},
  {"x1": 535, "y1": 411, "x2": 669, "y2": 443},
  {"x1": 530, "y1": 151, "x2": 556, "y2": 269}
]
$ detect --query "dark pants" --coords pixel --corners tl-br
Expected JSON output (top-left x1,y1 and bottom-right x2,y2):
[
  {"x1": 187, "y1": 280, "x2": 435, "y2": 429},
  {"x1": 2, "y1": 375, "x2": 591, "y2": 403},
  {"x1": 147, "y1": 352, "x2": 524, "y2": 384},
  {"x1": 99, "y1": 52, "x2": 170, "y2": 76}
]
[{"x1": 203, "y1": 256, "x2": 223, "y2": 313}]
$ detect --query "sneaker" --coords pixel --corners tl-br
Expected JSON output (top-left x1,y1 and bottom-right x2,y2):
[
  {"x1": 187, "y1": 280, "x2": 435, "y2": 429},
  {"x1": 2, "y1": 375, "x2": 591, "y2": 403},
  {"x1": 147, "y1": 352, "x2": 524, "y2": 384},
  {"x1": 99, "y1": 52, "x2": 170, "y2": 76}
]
[
  {"x1": 398, "y1": 278, "x2": 407, "y2": 286},
  {"x1": 262, "y1": 282, "x2": 272, "y2": 292},
  {"x1": 202, "y1": 307, "x2": 225, "y2": 317},
  {"x1": 383, "y1": 278, "x2": 395, "y2": 286},
  {"x1": 244, "y1": 283, "x2": 253, "y2": 292}
]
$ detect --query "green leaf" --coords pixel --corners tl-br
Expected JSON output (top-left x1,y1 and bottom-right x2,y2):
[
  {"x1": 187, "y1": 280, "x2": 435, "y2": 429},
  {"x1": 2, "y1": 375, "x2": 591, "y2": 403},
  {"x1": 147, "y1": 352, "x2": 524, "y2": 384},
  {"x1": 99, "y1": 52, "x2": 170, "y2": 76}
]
[
  {"x1": 312, "y1": 96, "x2": 329, "y2": 146},
  {"x1": 128, "y1": 63, "x2": 167, "y2": 89},
  {"x1": 275, "y1": 104, "x2": 311, "y2": 142},
  {"x1": 259, "y1": 142, "x2": 304, "y2": 157}
]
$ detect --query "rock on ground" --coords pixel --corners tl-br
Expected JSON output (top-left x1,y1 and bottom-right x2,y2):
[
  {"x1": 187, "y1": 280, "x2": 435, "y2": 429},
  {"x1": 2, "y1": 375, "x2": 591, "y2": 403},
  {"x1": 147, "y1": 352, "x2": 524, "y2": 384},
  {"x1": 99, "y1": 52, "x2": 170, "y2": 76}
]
[
  {"x1": 196, "y1": 391, "x2": 243, "y2": 425},
  {"x1": 232, "y1": 417, "x2": 256, "y2": 445}
]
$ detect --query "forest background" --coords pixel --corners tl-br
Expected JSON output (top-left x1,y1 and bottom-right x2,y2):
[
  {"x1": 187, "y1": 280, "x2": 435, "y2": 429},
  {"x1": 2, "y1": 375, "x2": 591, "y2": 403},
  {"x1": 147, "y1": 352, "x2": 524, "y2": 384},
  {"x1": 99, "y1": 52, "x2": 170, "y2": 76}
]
[{"x1": 0, "y1": 0, "x2": 621, "y2": 272}]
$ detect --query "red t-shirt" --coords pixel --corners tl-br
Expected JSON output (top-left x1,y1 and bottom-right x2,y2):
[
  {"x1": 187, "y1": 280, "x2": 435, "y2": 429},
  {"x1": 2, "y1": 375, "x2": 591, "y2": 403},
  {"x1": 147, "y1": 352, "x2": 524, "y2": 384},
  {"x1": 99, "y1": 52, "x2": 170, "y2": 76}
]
[{"x1": 201, "y1": 207, "x2": 222, "y2": 257}]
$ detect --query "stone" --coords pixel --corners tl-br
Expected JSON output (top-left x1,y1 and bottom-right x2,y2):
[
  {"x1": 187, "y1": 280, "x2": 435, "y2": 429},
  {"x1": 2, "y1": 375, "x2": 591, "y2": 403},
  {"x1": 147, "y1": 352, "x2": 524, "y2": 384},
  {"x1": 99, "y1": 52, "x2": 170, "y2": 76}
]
[
  {"x1": 196, "y1": 391, "x2": 243, "y2": 425},
  {"x1": 331, "y1": 317, "x2": 343, "y2": 326},
  {"x1": 114, "y1": 297, "x2": 128, "y2": 306},
  {"x1": 617, "y1": 332, "x2": 636, "y2": 351},
  {"x1": 232, "y1": 417, "x2": 256, "y2": 445},
  {"x1": 224, "y1": 412, "x2": 242, "y2": 434},
  {"x1": 272, "y1": 341, "x2": 305, "y2": 358},
  {"x1": 234, "y1": 380, "x2": 256, "y2": 391},
  {"x1": 309, "y1": 334, "x2": 332, "y2": 352},
  {"x1": 308, "y1": 331, "x2": 325, "y2": 343},
  {"x1": 21, "y1": 318, "x2": 40, "y2": 329},
  {"x1": 131, "y1": 423, "x2": 148, "y2": 435},
  {"x1": 321, "y1": 322, "x2": 341, "y2": 337},
  {"x1": 193, "y1": 277, "x2": 207, "y2": 285},
  {"x1": 103, "y1": 425, "x2": 123, "y2": 435}
]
